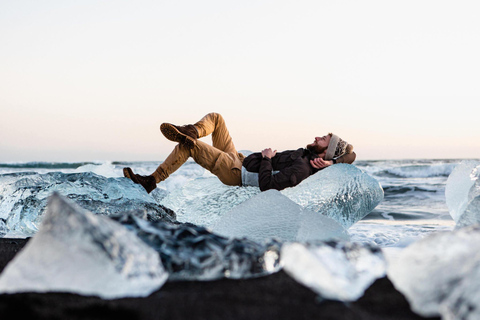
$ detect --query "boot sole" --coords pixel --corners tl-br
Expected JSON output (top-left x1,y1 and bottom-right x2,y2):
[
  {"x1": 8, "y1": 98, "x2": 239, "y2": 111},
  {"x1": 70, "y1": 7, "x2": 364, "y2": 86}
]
[{"x1": 160, "y1": 123, "x2": 196, "y2": 149}]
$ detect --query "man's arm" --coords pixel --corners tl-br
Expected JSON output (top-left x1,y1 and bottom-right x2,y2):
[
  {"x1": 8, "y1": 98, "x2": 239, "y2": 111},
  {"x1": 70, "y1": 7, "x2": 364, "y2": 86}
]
[{"x1": 310, "y1": 152, "x2": 356, "y2": 169}]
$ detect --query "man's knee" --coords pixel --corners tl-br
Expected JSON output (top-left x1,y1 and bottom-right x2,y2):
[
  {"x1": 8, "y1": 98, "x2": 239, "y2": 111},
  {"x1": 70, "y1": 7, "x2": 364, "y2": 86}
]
[{"x1": 206, "y1": 112, "x2": 223, "y2": 123}]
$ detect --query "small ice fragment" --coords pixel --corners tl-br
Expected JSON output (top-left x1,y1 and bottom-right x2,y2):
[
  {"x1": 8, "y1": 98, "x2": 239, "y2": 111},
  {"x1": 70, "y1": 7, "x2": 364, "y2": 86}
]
[
  {"x1": 388, "y1": 225, "x2": 480, "y2": 319},
  {"x1": 0, "y1": 193, "x2": 168, "y2": 299},
  {"x1": 445, "y1": 160, "x2": 480, "y2": 227},
  {"x1": 281, "y1": 241, "x2": 386, "y2": 301}
]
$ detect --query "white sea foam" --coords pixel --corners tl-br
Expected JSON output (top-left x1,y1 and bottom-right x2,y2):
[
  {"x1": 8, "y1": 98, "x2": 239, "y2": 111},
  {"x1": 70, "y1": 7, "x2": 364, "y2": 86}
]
[
  {"x1": 74, "y1": 162, "x2": 122, "y2": 178},
  {"x1": 381, "y1": 163, "x2": 457, "y2": 178}
]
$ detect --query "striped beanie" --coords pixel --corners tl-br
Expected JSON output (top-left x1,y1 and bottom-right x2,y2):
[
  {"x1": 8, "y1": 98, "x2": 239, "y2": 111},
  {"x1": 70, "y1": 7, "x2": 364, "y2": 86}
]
[{"x1": 325, "y1": 134, "x2": 353, "y2": 160}]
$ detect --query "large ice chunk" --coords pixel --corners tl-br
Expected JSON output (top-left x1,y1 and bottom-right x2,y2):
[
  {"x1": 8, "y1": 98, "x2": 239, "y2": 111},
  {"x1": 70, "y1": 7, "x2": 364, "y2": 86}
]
[
  {"x1": 111, "y1": 213, "x2": 282, "y2": 281},
  {"x1": 212, "y1": 190, "x2": 348, "y2": 243},
  {"x1": 445, "y1": 160, "x2": 480, "y2": 227},
  {"x1": 0, "y1": 193, "x2": 168, "y2": 299},
  {"x1": 160, "y1": 177, "x2": 261, "y2": 227},
  {"x1": 0, "y1": 172, "x2": 175, "y2": 237},
  {"x1": 282, "y1": 164, "x2": 384, "y2": 228},
  {"x1": 388, "y1": 225, "x2": 480, "y2": 319},
  {"x1": 161, "y1": 164, "x2": 383, "y2": 229},
  {"x1": 281, "y1": 241, "x2": 386, "y2": 301}
]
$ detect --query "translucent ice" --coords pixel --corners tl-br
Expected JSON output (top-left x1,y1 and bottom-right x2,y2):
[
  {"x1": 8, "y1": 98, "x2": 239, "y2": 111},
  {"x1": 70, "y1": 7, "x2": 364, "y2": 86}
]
[
  {"x1": 445, "y1": 160, "x2": 480, "y2": 227},
  {"x1": 162, "y1": 164, "x2": 383, "y2": 229},
  {"x1": 160, "y1": 177, "x2": 261, "y2": 227},
  {"x1": 281, "y1": 241, "x2": 386, "y2": 301},
  {"x1": 282, "y1": 164, "x2": 384, "y2": 229},
  {"x1": 0, "y1": 193, "x2": 168, "y2": 299},
  {"x1": 212, "y1": 190, "x2": 348, "y2": 243},
  {"x1": 388, "y1": 225, "x2": 480, "y2": 319},
  {"x1": 0, "y1": 172, "x2": 175, "y2": 237},
  {"x1": 112, "y1": 213, "x2": 282, "y2": 281},
  {"x1": 0, "y1": 219, "x2": 6, "y2": 238}
]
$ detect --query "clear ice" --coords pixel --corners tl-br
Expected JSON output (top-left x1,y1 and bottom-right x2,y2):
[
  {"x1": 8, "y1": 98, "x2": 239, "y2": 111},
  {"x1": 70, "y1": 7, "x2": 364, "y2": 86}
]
[
  {"x1": 111, "y1": 213, "x2": 282, "y2": 281},
  {"x1": 160, "y1": 177, "x2": 261, "y2": 228},
  {"x1": 445, "y1": 160, "x2": 480, "y2": 227},
  {"x1": 282, "y1": 164, "x2": 384, "y2": 229},
  {"x1": 212, "y1": 190, "x2": 349, "y2": 243},
  {"x1": 281, "y1": 241, "x2": 386, "y2": 301},
  {"x1": 162, "y1": 164, "x2": 384, "y2": 229},
  {"x1": 0, "y1": 193, "x2": 168, "y2": 299},
  {"x1": 0, "y1": 172, "x2": 175, "y2": 237},
  {"x1": 388, "y1": 225, "x2": 480, "y2": 319}
]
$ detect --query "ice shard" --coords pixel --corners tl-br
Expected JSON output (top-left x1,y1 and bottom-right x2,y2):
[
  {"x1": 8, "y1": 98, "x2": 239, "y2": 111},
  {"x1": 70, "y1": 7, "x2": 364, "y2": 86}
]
[
  {"x1": 111, "y1": 213, "x2": 282, "y2": 281},
  {"x1": 0, "y1": 172, "x2": 175, "y2": 237},
  {"x1": 388, "y1": 225, "x2": 480, "y2": 319},
  {"x1": 281, "y1": 241, "x2": 386, "y2": 301},
  {"x1": 0, "y1": 193, "x2": 168, "y2": 299},
  {"x1": 445, "y1": 160, "x2": 480, "y2": 228},
  {"x1": 162, "y1": 164, "x2": 383, "y2": 229},
  {"x1": 212, "y1": 190, "x2": 348, "y2": 243}
]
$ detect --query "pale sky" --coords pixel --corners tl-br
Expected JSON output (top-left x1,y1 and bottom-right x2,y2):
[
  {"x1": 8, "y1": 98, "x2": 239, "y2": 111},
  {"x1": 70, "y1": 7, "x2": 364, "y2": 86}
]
[{"x1": 1, "y1": 0, "x2": 480, "y2": 162}]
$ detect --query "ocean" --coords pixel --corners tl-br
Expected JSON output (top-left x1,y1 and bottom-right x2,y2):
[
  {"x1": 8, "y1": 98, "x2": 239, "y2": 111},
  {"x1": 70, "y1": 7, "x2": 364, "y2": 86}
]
[{"x1": 0, "y1": 158, "x2": 461, "y2": 249}]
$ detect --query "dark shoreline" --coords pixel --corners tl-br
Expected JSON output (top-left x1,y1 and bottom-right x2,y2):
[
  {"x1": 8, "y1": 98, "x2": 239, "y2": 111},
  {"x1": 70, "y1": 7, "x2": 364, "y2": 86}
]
[{"x1": 0, "y1": 238, "x2": 437, "y2": 320}]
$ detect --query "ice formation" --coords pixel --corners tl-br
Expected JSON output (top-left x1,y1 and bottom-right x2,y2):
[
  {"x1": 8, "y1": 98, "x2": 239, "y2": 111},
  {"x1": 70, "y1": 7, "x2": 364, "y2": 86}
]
[
  {"x1": 0, "y1": 193, "x2": 168, "y2": 299},
  {"x1": 0, "y1": 172, "x2": 175, "y2": 237},
  {"x1": 388, "y1": 225, "x2": 480, "y2": 319},
  {"x1": 212, "y1": 190, "x2": 348, "y2": 243},
  {"x1": 281, "y1": 241, "x2": 386, "y2": 301},
  {"x1": 162, "y1": 164, "x2": 383, "y2": 229},
  {"x1": 445, "y1": 160, "x2": 480, "y2": 227},
  {"x1": 282, "y1": 164, "x2": 384, "y2": 228},
  {"x1": 160, "y1": 177, "x2": 261, "y2": 227},
  {"x1": 112, "y1": 213, "x2": 282, "y2": 281}
]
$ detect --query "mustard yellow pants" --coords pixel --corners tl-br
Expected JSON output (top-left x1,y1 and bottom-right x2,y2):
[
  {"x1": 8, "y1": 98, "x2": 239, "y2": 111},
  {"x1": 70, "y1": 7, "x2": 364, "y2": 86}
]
[{"x1": 152, "y1": 113, "x2": 244, "y2": 186}]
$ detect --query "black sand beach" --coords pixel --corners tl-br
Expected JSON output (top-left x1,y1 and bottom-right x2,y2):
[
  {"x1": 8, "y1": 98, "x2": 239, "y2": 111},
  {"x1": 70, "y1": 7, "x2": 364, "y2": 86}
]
[{"x1": 0, "y1": 238, "x2": 438, "y2": 320}]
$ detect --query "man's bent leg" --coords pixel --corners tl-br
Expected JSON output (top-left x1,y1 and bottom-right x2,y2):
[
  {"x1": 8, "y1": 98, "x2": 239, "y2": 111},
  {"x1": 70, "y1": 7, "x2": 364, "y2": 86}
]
[
  {"x1": 194, "y1": 113, "x2": 238, "y2": 154},
  {"x1": 152, "y1": 140, "x2": 241, "y2": 186}
]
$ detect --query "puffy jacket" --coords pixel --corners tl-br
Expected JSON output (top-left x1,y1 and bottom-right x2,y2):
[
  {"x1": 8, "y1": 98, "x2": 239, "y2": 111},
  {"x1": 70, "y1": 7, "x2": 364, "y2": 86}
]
[{"x1": 242, "y1": 148, "x2": 356, "y2": 191}]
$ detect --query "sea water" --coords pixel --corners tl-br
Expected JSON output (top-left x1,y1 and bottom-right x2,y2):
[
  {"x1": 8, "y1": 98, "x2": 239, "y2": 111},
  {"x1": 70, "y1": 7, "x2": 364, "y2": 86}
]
[{"x1": 0, "y1": 158, "x2": 459, "y2": 248}]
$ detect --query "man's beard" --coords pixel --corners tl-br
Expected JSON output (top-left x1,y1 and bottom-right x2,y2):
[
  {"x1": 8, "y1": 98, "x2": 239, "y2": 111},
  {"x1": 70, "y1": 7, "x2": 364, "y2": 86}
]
[{"x1": 306, "y1": 143, "x2": 322, "y2": 154}]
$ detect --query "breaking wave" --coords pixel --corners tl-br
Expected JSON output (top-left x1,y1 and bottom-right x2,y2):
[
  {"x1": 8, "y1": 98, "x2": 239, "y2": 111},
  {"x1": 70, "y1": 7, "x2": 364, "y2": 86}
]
[{"x1": 376, "y1": 163, "x2": 456, "y2": 178}]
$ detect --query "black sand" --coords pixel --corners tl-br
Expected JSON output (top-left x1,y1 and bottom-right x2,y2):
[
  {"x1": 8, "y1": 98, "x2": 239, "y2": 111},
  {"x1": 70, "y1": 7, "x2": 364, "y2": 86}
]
[{"x1": 0, "y1": 238, "x2": 438, "y2": 320}]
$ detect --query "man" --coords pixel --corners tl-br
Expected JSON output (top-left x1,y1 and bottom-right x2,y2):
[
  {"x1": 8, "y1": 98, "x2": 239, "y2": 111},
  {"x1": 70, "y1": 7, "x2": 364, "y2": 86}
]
[{"x1": 123, "y1": 112, "x2": 355, "y2": 193}]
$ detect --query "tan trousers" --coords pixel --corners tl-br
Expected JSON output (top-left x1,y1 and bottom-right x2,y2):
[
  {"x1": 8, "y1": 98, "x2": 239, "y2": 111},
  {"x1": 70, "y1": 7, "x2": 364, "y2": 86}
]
[{"x1": 152, "y1": 113, "x2": 244, "y2": 186}]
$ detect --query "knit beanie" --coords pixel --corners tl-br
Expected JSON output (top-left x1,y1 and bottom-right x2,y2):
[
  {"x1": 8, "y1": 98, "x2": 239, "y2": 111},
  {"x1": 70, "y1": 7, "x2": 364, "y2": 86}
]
[{"x1": 325, "y1": 134, "x2": 353, "y2": 160}]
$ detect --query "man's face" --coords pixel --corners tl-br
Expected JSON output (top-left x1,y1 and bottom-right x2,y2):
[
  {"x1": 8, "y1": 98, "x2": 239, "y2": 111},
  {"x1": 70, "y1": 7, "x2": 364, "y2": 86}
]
[{"x1": 306, "y1": 135, "x2": 331, "y2": 155}]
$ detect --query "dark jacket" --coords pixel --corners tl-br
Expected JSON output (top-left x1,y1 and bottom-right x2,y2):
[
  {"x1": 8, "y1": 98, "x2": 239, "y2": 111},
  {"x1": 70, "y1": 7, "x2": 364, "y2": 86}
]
[{"x1": 242, "y1": 148, "x2": 356, "y2": 191}]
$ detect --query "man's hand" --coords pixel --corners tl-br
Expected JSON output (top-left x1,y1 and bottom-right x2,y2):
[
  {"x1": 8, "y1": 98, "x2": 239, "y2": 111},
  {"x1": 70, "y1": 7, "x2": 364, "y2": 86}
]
[
  {"x1": 310, "y1": 158, "x2": 333, "y2": 169},
  {"x1": 261, "y1": 148, "x2": 277, "y2": 159}
]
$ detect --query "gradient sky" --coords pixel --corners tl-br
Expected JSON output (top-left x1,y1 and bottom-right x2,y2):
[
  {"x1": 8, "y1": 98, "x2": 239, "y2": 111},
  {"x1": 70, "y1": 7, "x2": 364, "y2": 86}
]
[{"x1": 1, "y1": 0, "x2": 480, "y2": 162}]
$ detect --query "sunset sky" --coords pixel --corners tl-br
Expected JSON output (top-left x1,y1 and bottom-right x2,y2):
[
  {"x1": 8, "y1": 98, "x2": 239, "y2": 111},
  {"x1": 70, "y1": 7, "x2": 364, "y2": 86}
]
[{"x1": 1, "y1": 0, "x2": 480, "y2": 162}]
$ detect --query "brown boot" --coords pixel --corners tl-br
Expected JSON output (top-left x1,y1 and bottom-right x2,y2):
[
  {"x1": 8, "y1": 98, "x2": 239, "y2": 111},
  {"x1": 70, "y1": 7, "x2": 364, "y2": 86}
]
[
  {"x1": 123, "y1": 167, "x2": 157, "y2": 194},
  {"x1": 160, "y1": 123, "x2": 199, "y2": 149}
]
